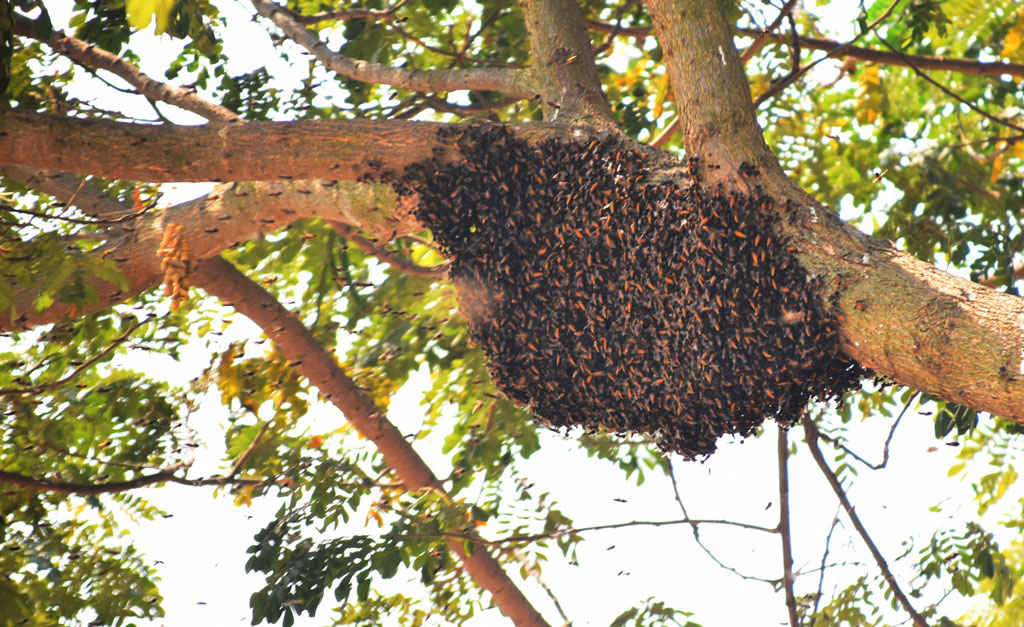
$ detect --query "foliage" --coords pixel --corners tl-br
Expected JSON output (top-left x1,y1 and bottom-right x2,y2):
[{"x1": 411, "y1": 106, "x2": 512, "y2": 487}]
[{"x1": 1, "y1": 0, "x2": 1023, "y2": 625}]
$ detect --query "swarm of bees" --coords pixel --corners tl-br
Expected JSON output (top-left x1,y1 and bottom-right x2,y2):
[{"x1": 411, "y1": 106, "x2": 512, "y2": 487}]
[{"x1": 390, "y1": 125, "x2": 864, "y2": 458}]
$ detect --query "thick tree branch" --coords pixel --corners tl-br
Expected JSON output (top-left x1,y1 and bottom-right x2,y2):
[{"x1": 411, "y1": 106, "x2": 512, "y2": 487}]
[
  {"x1": 0, "y1": 165, "x2": 415, "y2": 329},
  {"x1": 777, "y1": 428, "x2": 799, "y2": 627},
  {"x1": 518, "y1": 0, "x2": 616, "y2": 125},
  {"x1": 802, "y1": 415, "x2": 927, "y2": 627},
  {"x1": 249, "y1": 0, "x2": 535, "y2": 99},
  {"x1": 13, "y1": 14, "x2": 238, "y2": 123},
  {"x1": 190, "y1": 256, "x2": 550, "y2": 627},
  {"x1": 643, "y1": 0, "x2": 781, "y2": 182},
  {"x1": 0, "y1": 111, "x2": 450, "y2": 183},
  {"x1": 0, "y1": 112, "x2": 573, "y2": 184}
]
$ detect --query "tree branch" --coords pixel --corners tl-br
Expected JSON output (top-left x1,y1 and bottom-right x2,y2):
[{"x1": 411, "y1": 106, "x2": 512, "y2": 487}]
[
  {"x1": 584, "y1": 20, "x2": 1024, "y2": 79},
  {"x1": 666, "y1": 459, "x2": 781, "y2": 585},
  {"x1": 814, "y1": 391, "x2": 915, "y2": 471},
  {"x1": 518, "y1": 0, "x2": 616, "y2": 125},
  {"x1": 871, "y1": 30, "x2": 1024, "y2": 133},
  {"x1": 801, "y1": 415, "x2": 927, "y2": 627},
  {"x1": 0, "y1": 165, "x2": 129, "y2": 221},
  {"x1": 13, "y1": 14, "x2": 238, "y2": 123},
  {"x1": 0, "y1": 315, "x2": 152, "y2": 396},
  {"x1": 0, "y1": 467, "x2": 182, "y2": 495},
  {"x1": 643, "y1": 0, "x2": 780, "y2": 181},
  {"x1": 777, "y1": 428, "x2": 799, "y2": 627},
  {"x1": 190, "y1": 256, "x2": 550, "y2": 627},
  {"x1": 287, "y1": 0, "x2": 408, "y2": 25},
  {"x1": 0, "y1": 111, "x2": 449, "y2": 183},
  {"x1": 739, "y1": 0, "x2": 799, "y2": 65},
  {"x1": 0, "y1": 465, "x2": 267, "y2": 496},
  {"x1": 811, "y1": 509, "x2": 842, "y2": 618},
  {"x1": 329, "y1": 221, "x2": 449, "y2": 279},
  {"x1": 750, "y1": 29, "x2": 1024, "y2": 80},
  {"x1": 0, "y1": 164, "x2": 417, "y2": 330},
  {"x1": 249, "y1": 0, "x2": 535, "y2": 99}
]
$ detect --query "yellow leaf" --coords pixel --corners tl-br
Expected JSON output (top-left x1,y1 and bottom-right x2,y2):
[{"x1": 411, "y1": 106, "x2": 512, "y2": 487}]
[
  {"x1": 125, "y1": 0, "x2": 175, "y2": 33},
  {"x1": 859, "y1": 65, "x2": 880, "y2": 86},
  {"x1": 233, "y1": 485, "x2": 255, "y2": 507},
  {"x1": 991, "y1": 154, "x2": 1004, "y2": 183},
  {"x1": 1002, "y1": 27, "x2": 1023, "y2": 58},
  {"x1": 651, "y1": 73, "x2": 670, "y2": 120},
  {"x1": 307, "y1": 435, "x2": 324, "y2": 449},
  {"x1": 857, "y1": 107, "x2": 878, "y2": 125}
]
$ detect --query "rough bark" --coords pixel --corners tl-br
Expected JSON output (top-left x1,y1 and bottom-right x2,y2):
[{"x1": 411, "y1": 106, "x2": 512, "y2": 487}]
[
  {"x1": 518, "y1": 0, "x2": 616, "y2": 124},
  {"x1": 0, "y1": 111, "x2": 574, "y2": 183}
]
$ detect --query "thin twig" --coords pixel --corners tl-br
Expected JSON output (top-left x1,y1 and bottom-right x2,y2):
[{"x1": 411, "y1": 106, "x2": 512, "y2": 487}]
[
  {"x1": 582, "y1": 19, "x2": 1024, "y2": 78},
  {"x1": 1, "y1": 198, "x2": 157, "y2": 225},
  {"x1": 509, "y1": 548, "x2": 572, "y2": 626},
  {"x1": 778, "y1": 428, "x2": 800, "y2": 627},
  {"x1": 440, "y1": 516, "x2": 780, "y2": 547},
  {"x1": 330, "y1": 221, "x2": 449, "y2": 279},
  {"x1": 815, "y1": 391, "x2": 916, "y2": 470},
  {"x1": 0, "y1": 316, "x2": 153, "y2": 397},
  {"x1": 872, "y1": 32, "x2": 1024, "y2": 133},
  {"x1": 753, "y1": 0, "x2": 904, "y2": 107},
  {"x1": 740, "y1": 0, "x2": 799, "y2": 64},
  {"x1": 226, "y1": 420, "x2": 273, "y2": 480},
  {"x1": 0, "y1": 465, "x2": 266, "y2": 496},
  {"x1": 811, "y1": 509, "x2": 843, "y2": 621},
  {"x1": 666, "y1": 459, "x2": 781, "y2": 585},
  {"x1": 801, "y1": 414, "x2": 928, "y2": 627}
]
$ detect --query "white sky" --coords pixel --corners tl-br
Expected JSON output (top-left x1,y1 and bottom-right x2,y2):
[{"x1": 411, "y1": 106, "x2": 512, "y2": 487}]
[{"x1": 17, "y1": 1, "x2": 1024, "y2": 626}]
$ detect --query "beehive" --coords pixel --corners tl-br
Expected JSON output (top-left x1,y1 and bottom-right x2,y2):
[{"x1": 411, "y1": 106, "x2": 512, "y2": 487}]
[{"x1": 391, "y1": 125, "x2": 864, "y2": 458}]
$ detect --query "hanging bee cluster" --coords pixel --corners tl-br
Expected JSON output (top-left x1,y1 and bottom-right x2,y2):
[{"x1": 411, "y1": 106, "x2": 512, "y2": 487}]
[{"x1": 389, "y1": 125, "x2": 864, "y2": 458}]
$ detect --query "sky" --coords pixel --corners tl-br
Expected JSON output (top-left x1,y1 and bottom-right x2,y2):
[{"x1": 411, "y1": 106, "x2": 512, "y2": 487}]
[{"x1": 16, "y1": 1, "x2": 1024, "y2": 626}]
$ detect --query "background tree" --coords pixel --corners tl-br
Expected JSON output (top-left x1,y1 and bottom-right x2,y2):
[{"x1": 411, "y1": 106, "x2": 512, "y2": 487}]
[{"x1": 1, "y1": 0, "x2": 1024, "y2": 625}]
